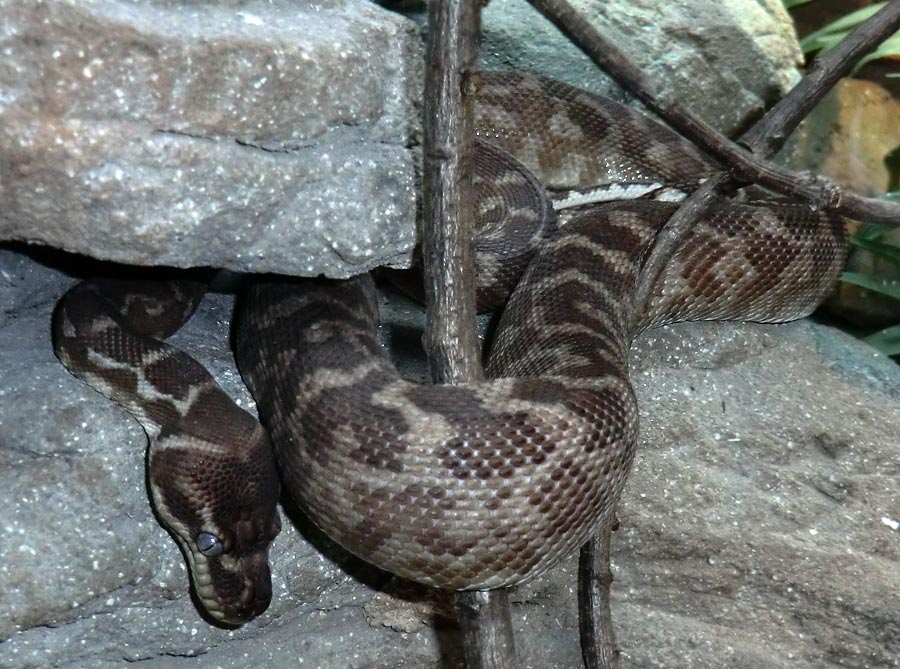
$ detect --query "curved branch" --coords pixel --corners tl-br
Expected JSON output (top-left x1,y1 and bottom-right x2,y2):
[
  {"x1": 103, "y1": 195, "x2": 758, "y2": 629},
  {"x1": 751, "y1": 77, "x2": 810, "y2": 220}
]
[{"x1": 524, "y1": 0, "x2": 900, "y2": 225}]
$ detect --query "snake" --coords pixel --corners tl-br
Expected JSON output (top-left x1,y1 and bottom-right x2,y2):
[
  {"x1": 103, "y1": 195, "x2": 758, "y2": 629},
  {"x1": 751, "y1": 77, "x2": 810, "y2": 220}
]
[{"x1": 52, "y1": 71, "x2": 849, "y2": 625}]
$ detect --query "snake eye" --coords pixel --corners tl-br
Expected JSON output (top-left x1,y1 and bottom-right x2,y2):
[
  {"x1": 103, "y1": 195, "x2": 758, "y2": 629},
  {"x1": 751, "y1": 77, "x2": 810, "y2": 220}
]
[{"x1": 196, "y1": 532, "x2": 224, "y2": 557}]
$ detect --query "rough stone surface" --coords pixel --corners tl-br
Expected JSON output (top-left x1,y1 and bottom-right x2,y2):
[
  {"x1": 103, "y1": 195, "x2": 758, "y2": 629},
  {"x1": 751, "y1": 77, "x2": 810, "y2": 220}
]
[
  {"x1": 480, "y1": 0, "x2": 803, "y2": 134},
  {"x1": 1, "y1": 248, "x2": 898, "y2": 668},
  {"x1": 0, "y1": 0, "x2": 420, "y2": 277},
  {"x1": 4, "y1": 0, "x2": 808, "y2": 276}
]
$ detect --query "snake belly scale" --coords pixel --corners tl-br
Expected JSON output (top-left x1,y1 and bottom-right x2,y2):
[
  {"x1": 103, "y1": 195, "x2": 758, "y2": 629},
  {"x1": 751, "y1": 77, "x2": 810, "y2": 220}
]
[{"x1": 53, "y1": 71, "x2": 849, "y2": 621}]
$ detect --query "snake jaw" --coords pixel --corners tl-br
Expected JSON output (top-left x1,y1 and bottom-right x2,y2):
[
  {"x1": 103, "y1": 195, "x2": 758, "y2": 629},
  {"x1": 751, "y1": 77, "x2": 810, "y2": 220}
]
[{"x1": 182, "y1": 535, "x2": 276, "y2": 625}]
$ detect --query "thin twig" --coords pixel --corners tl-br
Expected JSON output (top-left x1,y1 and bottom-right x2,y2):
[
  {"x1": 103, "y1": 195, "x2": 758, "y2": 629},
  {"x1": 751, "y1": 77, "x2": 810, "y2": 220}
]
[
  {"x1": 524, "y1": 0, "x2": 900, "y2": 225},
  {"x1": 578, "y1": 512, "x2": 620, "y2": 669},
  {"x1": 422, "y1": 1, "x2": 518, "y2": 667},
  {"x1": 742, "y1": 0, "x2": 900, "y2": 154},
  {"x1": 632, "y1": 178, "x2": 725, "y2": 325}
]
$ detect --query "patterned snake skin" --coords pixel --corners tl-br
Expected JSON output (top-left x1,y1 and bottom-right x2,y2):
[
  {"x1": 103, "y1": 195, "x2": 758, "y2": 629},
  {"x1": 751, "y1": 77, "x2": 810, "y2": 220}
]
[{"x1": 53, "y1": 72, "x2": 849, "y2": 623}]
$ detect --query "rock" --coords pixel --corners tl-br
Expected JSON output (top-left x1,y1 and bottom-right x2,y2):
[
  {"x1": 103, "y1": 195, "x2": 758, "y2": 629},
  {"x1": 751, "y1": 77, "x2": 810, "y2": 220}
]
[
  {"x1": 4, "y1": 0, "x2": 808, "y2": 277},
  {"x1": 1, "y1": 248, "x2": 898, "y2": 668},
  {"x1": 480, "y1": 0, "x2": 803, "y2": 134},
  {"x1": 619, "y1": 320, "x2": 900, "y2": 668},
  {"x1": 0, "y1": 0, "x2": 420, "y2": 278}
]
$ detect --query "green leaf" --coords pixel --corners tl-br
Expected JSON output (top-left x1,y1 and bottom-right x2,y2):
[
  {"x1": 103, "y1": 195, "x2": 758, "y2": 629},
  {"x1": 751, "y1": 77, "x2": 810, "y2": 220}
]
[
  {"x1": 841, "y1": 271, "x2": 900, "y2": 300},
  {"x1": 855, "y1": 223, "x2": 891, "y2": 241},
  {"x1": 864, "y1": 324, "x2": 900, "y2": 356},
  {"x1": 801, "y1": 32, "x2": 845, "y2": 55},
  {"x1": 783, "y1": 0, "x2": 819, "y2": 7},
  {"x1": 800, "y1": 3, "x2": 894, "y2": 54},
  {"x1": 886, "y1": 151, "x2": 900, "y2": 192},
  {"x1": 850, "y1": 236, "x2": 900, "y2": 267},
  {"x1": 855, "y1": 34, "x2": 900, "y2": 68}
]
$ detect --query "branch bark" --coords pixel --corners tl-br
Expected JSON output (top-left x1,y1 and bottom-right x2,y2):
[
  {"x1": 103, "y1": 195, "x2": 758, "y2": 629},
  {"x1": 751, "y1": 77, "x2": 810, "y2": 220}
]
[
  {"x1": 422, "y1": 1, "x2": 518, "y2": 667},
  {"x1": 423, "y1": 0, "x2": 483, "y2": 385},
  {"x1": 578, "y1": 512, "x2": 620, "y2": 669}
]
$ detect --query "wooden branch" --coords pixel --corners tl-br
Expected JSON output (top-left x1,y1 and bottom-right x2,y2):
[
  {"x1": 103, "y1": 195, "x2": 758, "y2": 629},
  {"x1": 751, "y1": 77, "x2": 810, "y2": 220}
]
[
  {"x1": 742, "y1": 0, "x2": 900, "y2": 154},
  {"x1": 631, "y1": 177, "x2": 725, "y2": 324},
  {"x1": 635, "y1": 0, "x2": 900, "y2": 318},
  {"x1": 524, "y1": 0, "x2": 900, "y2": 225},
  {"x1": 578, "y1": 512, "x2": 620, "y2": 669},
  {"x1": 456, "y1": 590, "x2": 519, "y2": 669},
  {"x1": 422, "y1": 1, "x2": 518, "y2": 667},
  {"x1": 423, "y1": 0, "x2": 483, "y2": 385}
]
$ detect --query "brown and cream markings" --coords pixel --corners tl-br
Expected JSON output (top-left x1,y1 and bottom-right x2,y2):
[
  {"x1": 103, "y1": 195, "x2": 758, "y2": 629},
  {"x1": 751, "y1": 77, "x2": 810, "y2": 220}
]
[{"x1": 53, "y1": 72, "x2": 848, "y2": 621}]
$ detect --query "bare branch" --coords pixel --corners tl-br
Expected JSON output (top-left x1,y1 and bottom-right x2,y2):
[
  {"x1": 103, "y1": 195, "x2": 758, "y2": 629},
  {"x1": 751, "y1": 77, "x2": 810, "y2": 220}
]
[
  {"x1": 578, "y1": 512, "x2": 621, "y2": 669},
  {"x1": 456, "y1": 590, "x2": 519, "y2": 669},
  {"x1": 423, "y1": 0, "x2": 484, "y2": 384},
  {"x1": 742, "y1": 0, "x2": 900, "y2": 154},
  {"x1": 423, "y1": 0, "x2": 518, "y2": 666}
]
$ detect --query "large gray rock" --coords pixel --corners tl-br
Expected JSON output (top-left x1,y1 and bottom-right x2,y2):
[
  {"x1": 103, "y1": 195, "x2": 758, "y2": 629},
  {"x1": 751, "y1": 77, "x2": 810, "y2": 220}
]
[
  {"x1": 3, "y1": 0, "x2": 805, "y2": 277},
  {"x1": 1, "y1": 249, "x2": 898, "y2": 668},
  {"x1": 0, "y1": 0, "x2": 420, "y2": 277}
]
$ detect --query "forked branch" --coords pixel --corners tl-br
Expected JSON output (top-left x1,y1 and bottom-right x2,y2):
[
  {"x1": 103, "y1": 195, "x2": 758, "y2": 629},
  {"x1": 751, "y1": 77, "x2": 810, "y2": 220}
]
[{"x1": 525, "y1": 0, "x2": 900, "y2": 226}]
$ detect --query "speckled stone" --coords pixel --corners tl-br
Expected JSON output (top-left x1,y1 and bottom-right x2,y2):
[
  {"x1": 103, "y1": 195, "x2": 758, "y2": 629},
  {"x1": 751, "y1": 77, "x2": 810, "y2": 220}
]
[
  {"x1": 2, "y1": 248, "x2": 898, "y2": 669},
  {"x1": 0, "y1": 0, "x2": 420, "y2": 277}
]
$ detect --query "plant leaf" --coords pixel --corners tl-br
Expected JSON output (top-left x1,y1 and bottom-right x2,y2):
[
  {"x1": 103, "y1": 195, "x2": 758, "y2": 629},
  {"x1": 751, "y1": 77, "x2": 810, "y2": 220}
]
[
  {"x1": 800, "y1": 3, "x2": 891, "y2": 53},
  {"x1": 841, "y1": 271, "x2": 900, "y2": 300},
  {"x1": 856, "y1": 34, "x2": 900, "y2": 68},
  {"x1": 850, "y1": 236, "x2": 900, "y2": 267},
  {"x1": 864, "y1": 324, "x2": 900, "y2": 356}
]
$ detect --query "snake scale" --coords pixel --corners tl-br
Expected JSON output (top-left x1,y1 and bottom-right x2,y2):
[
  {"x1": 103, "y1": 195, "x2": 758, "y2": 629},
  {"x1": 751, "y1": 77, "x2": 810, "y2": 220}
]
[{"x1": 53, "y1": 72, "x2": 848, "y2": 624}]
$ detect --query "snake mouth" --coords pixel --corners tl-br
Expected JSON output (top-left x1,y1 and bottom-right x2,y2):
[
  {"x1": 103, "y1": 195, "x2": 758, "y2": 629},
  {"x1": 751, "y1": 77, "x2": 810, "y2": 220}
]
[{"x1": 186, "y1": 546, "x2": 273, "y2": 625}]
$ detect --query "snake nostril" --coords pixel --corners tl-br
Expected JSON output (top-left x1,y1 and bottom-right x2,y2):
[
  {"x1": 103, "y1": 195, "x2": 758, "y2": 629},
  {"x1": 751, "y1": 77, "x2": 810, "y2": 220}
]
[{"x1": 234, "y1": 573, "x2": 272, "y2": 621}]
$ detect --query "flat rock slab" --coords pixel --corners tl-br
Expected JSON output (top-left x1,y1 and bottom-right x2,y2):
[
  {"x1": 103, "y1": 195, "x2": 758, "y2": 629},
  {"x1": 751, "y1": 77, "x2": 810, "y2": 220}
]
[
  {"x1": 1, "y1": 0, "x2": 807, "y2": 279},
  {"x1": 1, "y1": 248, "x2": 898, "y2": 668},
  {"x1": 0, "y1": 0, "x2": 420, "y2": 277}
]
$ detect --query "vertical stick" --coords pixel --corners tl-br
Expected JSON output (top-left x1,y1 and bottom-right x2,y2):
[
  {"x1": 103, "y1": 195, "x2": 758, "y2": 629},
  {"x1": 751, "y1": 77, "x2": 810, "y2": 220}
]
[
  {"x1": 578, "y1": 513, "x2": 620, "y2": 669},
  {"x1": 422, "y1": 0, "x2": 483, "y2": 385},
  {"x1": 422, "y1": 1, "x2": 518, "y2": 667},
  {"x1": 456, "y1": 590, "x2": 519, "y2": 669}
]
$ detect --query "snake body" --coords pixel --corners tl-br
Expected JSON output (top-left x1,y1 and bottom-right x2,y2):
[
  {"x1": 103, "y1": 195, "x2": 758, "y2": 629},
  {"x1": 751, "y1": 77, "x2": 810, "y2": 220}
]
[
  {"x1": 53, "y1": 279, "x2": 282, "y2": 623},
  {"x1": 53, "y1": 72, "x2": 848, "y2": 620}
]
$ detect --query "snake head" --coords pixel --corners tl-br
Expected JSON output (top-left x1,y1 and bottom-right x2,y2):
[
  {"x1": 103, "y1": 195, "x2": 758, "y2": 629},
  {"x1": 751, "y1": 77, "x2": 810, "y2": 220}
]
[{"x1": 148, "y1": 415, "x2": 281, "y2": 626}]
